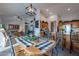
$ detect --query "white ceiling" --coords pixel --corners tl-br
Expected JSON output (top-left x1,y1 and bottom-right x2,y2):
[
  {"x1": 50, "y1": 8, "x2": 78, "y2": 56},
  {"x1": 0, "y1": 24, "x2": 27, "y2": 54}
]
[
  {"x1": 40, "y1": 3, "x2": 79, "y2": 18},
  {"x1": 0, "y1": 3, "x2": 79, "y2": 20}
]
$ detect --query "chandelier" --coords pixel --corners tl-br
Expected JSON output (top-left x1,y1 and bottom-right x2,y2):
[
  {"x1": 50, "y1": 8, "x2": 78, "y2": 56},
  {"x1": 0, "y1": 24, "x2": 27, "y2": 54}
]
[{"x1": 25, "y1": 4, "x2": 37, "y2": 16}]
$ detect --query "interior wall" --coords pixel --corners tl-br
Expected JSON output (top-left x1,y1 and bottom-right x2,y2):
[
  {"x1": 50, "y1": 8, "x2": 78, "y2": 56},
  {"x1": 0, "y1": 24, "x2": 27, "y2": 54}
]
[
  {"x1": 40, "y1": 14, "x2": 58, "y2": 32},
  {"x1": 0, "y1": 18, "x2": 2, "y2": 24},
  {"x1": 1, "y1": 16, "x2": 22, "y2": 32},
  {"x1": 1, "y1": 16, "x2": 34, "y2": 32},
  {"x1": 40, "y1": 14, "x2": 47, "y2": 21},
  {"x1": 47, "y1": 15, "x2": 58, "y2": 32},
  {"x1": 62, "y1": 14, "x2": 79, "y2": 21},
  {"x1": 1, "y1": 9, "x2": 40, "y2": 34}
]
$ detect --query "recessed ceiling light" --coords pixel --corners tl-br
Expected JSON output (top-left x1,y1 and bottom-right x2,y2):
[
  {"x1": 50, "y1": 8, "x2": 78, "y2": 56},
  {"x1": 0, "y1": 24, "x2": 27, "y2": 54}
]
[
  {"x1": 67, "y1": 8, "x2": 71, "y2": 11},
  {"x1": 46, "y1": 9, "x2": 49, "y2": 11}
]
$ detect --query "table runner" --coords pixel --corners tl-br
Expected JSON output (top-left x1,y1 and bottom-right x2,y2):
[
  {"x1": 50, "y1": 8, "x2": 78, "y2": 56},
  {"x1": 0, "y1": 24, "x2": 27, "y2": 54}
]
[
  {"x1": 15, "y1": 37, "x2": 55, "y2": 55},
  {"x1": 15, "y1": 37, "x2": 33, "y2": 47},
  {"x1": 35, "y1": 40, "x2": 54, "y2": 54}
]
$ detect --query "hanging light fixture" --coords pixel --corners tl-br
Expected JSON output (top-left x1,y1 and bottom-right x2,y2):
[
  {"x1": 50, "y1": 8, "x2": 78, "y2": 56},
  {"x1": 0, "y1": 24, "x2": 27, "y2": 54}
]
[{"x1": 25, "y1": 4, "x2": 37, "y2": 16}]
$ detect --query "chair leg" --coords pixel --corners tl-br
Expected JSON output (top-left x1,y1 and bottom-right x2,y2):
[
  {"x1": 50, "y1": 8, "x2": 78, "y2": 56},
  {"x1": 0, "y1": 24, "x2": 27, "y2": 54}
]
[{"x1": 52, "y1": 47, "x2": 59, "y2": 56}]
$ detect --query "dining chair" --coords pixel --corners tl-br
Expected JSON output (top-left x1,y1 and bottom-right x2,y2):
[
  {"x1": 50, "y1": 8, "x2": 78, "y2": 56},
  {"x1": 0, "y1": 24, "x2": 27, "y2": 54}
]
[{"x1": 52, "y1": 38, "x2": 62, "y2": 56}]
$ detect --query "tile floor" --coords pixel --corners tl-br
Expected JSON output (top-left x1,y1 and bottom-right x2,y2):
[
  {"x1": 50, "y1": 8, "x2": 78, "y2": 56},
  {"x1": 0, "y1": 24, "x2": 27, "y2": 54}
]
[{"x1": 56, "y1": 49, "x2": 79, "y2": 56}]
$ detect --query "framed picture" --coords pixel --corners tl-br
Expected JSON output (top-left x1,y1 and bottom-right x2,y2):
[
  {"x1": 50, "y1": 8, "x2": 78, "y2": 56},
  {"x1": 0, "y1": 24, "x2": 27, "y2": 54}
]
[
  {"x1": 9, "y1": 24, "x2": 19, "y2": 30},
  {"x1": 35, "y1": 20, "x2": 39, "y2": 28}
]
